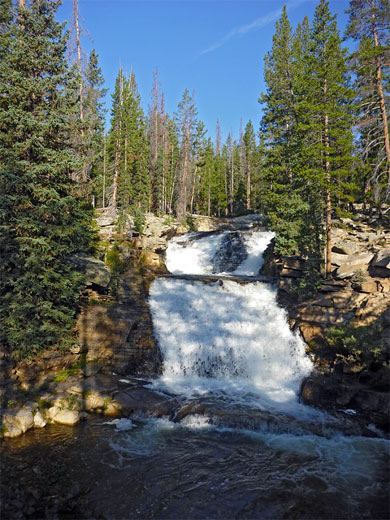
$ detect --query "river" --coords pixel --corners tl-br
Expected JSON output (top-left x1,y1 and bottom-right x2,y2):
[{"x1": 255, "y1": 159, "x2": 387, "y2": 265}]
[{"x1": 1, "y1": 225, "x2": 389, "y2": 519}]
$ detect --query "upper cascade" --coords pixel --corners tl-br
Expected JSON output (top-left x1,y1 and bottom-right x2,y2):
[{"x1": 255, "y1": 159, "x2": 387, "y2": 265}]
[{"x1": 165, "y1": 229, "x2": 275, "y2": 277}]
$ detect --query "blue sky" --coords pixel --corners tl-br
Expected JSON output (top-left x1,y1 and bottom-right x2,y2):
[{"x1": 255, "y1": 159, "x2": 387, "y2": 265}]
[{"x1": 58, "y1": 0, "x2": 350, "y2": 142}]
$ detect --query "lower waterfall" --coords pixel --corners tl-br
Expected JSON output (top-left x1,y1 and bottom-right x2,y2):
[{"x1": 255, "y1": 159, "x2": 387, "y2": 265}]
[{"x1": 150, "y1": 229, "x2": 313, "y2": 415}]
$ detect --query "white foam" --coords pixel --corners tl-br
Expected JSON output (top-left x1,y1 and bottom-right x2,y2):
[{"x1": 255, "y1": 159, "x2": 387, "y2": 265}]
[
  {"x1": 165, "y1": 232, "x2": 224, "y2": 275},
  {"x1": 232, "y1": 230, "x2": 275, "y2": 276},
  {"x1": 103, "y1": 418, "x2": 135, "y2": 431},
  {"x1": 149, "y1": 278, "x2": 312, "y2": 413}
]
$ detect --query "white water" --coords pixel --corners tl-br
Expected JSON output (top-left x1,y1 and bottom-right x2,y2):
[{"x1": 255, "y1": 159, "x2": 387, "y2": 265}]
[
  {"x1": 150, "y1": 229, "x2": 314, "y2": 416},
  {"x1": 165, "y1": 230, "x2": 274, "y2": 276}
]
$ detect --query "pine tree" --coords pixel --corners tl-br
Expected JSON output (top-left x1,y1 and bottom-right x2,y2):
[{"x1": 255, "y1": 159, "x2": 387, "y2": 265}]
[
  {"x1": 304, "y1": 0, "x2": 354, "y2": 276},
  {"x1": 346, "y1": 0, "x2": 390, "y2": 202},
  {"x1": 174, "y1": 89, "x2": 198, "y2": 222},
  {"x1": 243, "y1": 121, "x2": 256, "y2": 211},
  {"x1": 259, "y1": 6, "x2": 308, "y2": 254},
  {"x1": 85, "y1": 49, "x2": 107, "y2": 206},
  {"x1": 122, "y1": 71, "x2": 150, "y2": 211},
  {"x1": 0, "y1": 0, "x2": 93, "y2": 359}
]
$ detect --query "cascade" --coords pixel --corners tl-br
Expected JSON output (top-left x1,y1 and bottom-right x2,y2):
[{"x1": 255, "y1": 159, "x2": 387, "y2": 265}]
[{"x1": 149, "y1": 228, "x2": 313, "y2": 413}]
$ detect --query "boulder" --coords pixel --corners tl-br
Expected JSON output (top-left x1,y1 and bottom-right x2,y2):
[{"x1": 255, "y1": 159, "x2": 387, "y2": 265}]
[
  {"x1": 95, "y1": 208, "x2": 118, "y2": 228},
  {"x1": 84, "y1": 392, "x2": 108, "y2": 411},
  {"x1": 2, "y1": 408, "x2": 34, "y2": 433},
  {"x1": 335, "y1": 253, "x2": 375, "y2": 278},
  {"x1": 33, "y1": 411, "x2": 47, "y2": 428},
  {"x1": 371, "y1": 250, "x2": 390, "y2": 277},
  {"x1": 68, "y1": 253, "x2": 111, "y2": 288},
  {"x1": 82, "y1": 361, "x2": 103, "y2": 377},
  {"x1": 52, "y1": 409, "x2": 80, "y2": 426},
  {"x1": 47, "y1": 406, "x2": 61, "y2": 420},
  {"x1": 373, "y1": 250, "x2": 390, "y2": 269},
  {"x1": 114, "y1": 387, "x2": 179, "y2": 417},
  {"x1": 281, "y1": 256, "x2": 306, "y2": 270},
  {"x1": 332, "y1": 243, "x2": 359, "y2": 256},
  {"x1": 352, "y1": 390, "x2": 389, "y2": 412},
  {"x1": 298, "y1": 322, "x2": 322, "y2": 344},
  {"x1": 2, "y1": 423, "x2": 23, "y2": 438},
  {"x1": 353, "y1": 281, "x2": 378, "y2": 293}
]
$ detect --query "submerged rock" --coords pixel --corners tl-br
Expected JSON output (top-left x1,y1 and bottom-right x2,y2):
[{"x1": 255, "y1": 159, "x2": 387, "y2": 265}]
[{"x1": 212, "y1": 231, "x2": 247, "y2": 273}]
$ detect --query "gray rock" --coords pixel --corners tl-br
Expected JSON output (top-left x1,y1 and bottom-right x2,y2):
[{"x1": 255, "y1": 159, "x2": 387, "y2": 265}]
[
  {"x1": 2, "y1": 409, "x2": 34, "y2": 433},
  {"x1": 332, "y1": 244, "x2": 358, "y2": 256},
  {"x1": 82, "y1": 361, "x2": 103, "y2": 377},
  {"x1": 33, "y1": 411, "x2": 47, "y2": 428},
  {"x1": 373, "y1": 250, "x2": 390, "y2": 269},
  {"x1": 212, "y1": 232, "x2": 247, "y2": 273},
  {"x1": 53, "y1": 409, "x2": 80, "y2": 426},
  {"x1": 68, "y1": 253, "x2": 111, "y2": 288},
  {"x1": 2, "y1": 423, "x2": 23, "y2": 438},
  {"x1": 95, "y1": 208, "x2": 118, "y2": 227},
  {"x1": 335, "y1": 253, "x2": 375, "y2": 278}
]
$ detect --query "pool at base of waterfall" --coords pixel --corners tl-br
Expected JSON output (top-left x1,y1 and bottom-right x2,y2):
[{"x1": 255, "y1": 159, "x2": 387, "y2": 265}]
[{"x1": 1, "y1": 415, "x2": 388, "y2": 520}]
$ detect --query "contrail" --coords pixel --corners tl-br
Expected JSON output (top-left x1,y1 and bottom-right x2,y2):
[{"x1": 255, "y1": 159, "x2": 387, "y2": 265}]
[{"x1": 199, "y1": 0, "x2": 310, "y2": 56}]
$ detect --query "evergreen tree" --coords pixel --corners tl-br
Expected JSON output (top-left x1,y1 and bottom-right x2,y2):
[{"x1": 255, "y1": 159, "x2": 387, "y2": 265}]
[
  {"x1": 84, "y1": 49, "x2": 107, "y2": 205},
  {"x1": 0, "y1": 0, "x2": 93, "y2": 359},
  {"x1": 122, "y1": 71, "x2": 150, "y2": 211},
  {"x1": 243, "y1": 120, "x2": 256, "y2": 210},
  {"x1": 346, "y1": 0, "x2": 390, "y2": 202},
  {"x1": 174, "y1": 89, "x2": 198, "y2": 221},
  {"x1": 260, "y1": 6, "x2": 308, "y2": 255},
  {"x1": 304, "y1": 0, "x2": 354, "y2": 275},
  {"x1": 107, "y1": 69, "x2": 150, "y2": 213}
]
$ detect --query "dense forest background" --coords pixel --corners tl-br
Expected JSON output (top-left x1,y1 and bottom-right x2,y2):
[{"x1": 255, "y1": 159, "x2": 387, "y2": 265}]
[{"x1": 0, "y1": 0, "x2": 389, "y2": 359}]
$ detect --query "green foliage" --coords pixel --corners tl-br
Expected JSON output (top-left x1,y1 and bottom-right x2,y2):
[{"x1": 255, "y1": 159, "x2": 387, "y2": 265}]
[
  {"x1": 259, "y1": 1, "x2": 354, "y2": 275},
  {"x1": 134, "y1": 208, "x2": 146, "y2": 234},
  {"x1": 37, "y1": 398, "x2": 52, "y2": 411},
  {"x1": 106, "y1": 244, "x2": 126, "y2": 273},
  {"x1": 326, "y1": 319, "x2": 389, "y2": 369},
  {"x1": 0, "y1": 0, "x2": 94, "y2": 360},
  {"x1": 107, "y1": 69, "x2": 150, "y2": 211}
]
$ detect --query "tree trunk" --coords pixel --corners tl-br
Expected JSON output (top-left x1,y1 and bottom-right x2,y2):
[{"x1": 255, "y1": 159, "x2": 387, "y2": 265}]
[
  {"x1": 371, "y1": 0, "x2": 390, "y2": 187},
  {"x1": 102, "y1": 136, "x2": 106, "y2": 208},
  {"x1": 246, "y1": 160, "x2": 251, "y2": 211},
  {"x1": 324, "y1": 108, "x2": 332, "y2": 277},
  {"x1": 72, "y1": 0, "x2": 87, "y2": 186},
  {"x1": 230, "y1": 154, "x2": 234, "y2": 214}
]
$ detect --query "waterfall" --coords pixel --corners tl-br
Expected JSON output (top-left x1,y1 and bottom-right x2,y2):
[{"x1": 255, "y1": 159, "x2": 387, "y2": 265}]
[{"x1": 149, "y1": 229, "x2": 313, "y2": 412}]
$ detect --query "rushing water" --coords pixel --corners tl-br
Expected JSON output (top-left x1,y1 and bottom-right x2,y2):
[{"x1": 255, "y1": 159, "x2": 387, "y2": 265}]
[{"x1": 1, "y1": 226, "x2": 389, "y2": 520}]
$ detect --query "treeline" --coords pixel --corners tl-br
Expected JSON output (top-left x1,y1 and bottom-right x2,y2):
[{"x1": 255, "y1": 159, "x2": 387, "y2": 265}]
[
  {"x1": 91, "y1": 71, "x2": 262, "y2": 222},
  {"x1": 0, "y1": 0, "x2": 389, "y2": 359}
]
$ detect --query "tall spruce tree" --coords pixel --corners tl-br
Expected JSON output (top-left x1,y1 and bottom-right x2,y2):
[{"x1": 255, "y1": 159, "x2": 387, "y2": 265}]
[
  {"x1": 304, "y1": 0, "x2": 354, "y2": 276},
  {"x1": 174, "y1": 89, "x2": 198, "y2": 221},
  {"x1": 346, "y1": 0, "x2": 390, "y2": 202},
  {"x1": 260, "y1": 6, "x2": 307, "y2": 255},
  {"x1": 0, "y1": 0, "x2": 93, "y2": 359},
  {"x1": 85, "y1": 49, "x2": 107, "y2": 206}
]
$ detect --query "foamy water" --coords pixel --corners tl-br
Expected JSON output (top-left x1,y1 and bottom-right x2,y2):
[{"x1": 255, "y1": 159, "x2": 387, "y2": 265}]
[{"x1": 150, "y1": 230, "x2": 313, "y2": 416}]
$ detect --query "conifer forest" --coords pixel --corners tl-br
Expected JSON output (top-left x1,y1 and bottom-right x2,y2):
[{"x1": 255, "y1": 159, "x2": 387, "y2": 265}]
[{"x1": 0, "y1": 0, "x2": 389, "y2": 360}]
